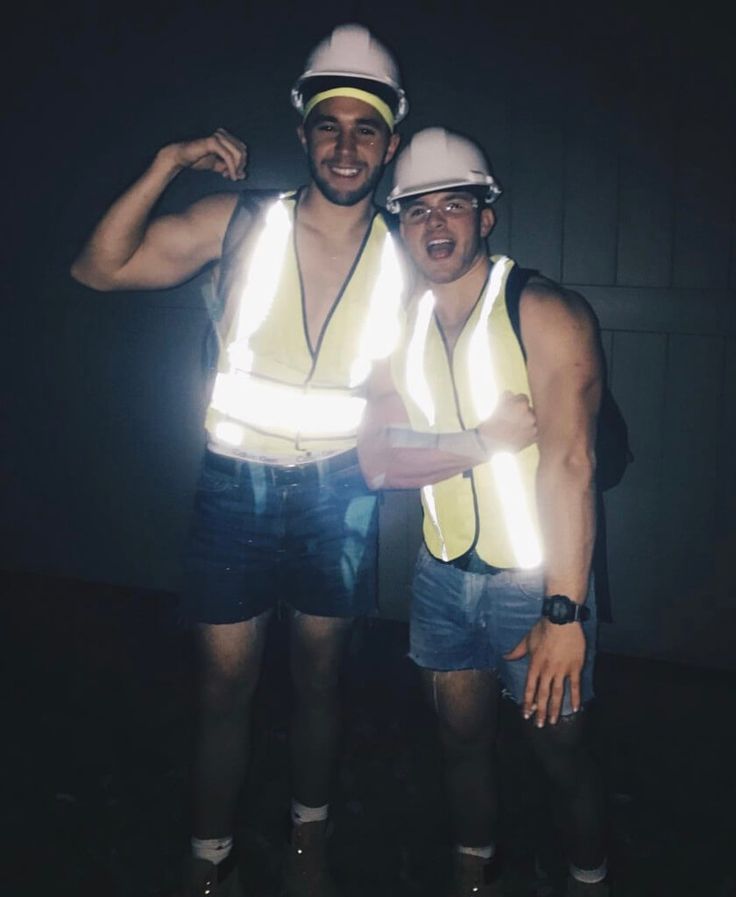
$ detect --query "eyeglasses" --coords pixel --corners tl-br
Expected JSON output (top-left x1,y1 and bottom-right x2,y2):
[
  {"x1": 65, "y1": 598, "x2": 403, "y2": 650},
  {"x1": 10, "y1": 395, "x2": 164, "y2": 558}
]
[{"x1": 400, "y1": 196, "x2": 479, "y2": 225}]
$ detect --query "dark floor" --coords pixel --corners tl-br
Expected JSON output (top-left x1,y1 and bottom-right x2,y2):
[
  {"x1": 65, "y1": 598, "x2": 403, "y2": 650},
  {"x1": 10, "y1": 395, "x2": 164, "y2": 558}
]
[{"x1": 2, "y1": 570, "x2": 735, "y2": 897}]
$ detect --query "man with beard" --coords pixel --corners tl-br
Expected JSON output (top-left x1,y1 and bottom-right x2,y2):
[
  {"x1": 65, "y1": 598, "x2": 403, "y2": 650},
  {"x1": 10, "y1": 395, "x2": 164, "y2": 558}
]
[
  {"x1": 359, "y1": 128, "x2": 609, "y2": 897},
  {"x1": 72, "y1": 24, "x2": 409, "y2": 897}
]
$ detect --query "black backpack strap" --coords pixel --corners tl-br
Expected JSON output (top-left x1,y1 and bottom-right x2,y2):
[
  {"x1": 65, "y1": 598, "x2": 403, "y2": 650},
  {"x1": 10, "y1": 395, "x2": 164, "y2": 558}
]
[{"x1": 504, "y1": 262, "x2": 538, "y2": 358}]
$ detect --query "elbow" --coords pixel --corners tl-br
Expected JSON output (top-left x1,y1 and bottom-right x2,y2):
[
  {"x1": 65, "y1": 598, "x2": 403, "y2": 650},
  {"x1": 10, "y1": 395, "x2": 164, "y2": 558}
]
[
  {"x1": 70, "y1": 258, "x2": 92, "y2": 287},
  {"x1": 70, "y1": 256, "x2": 119, "y2": 291},
  {"x1": 540, "y1": 447, "x2": 596, "y2": 490},
  {"x1": 357, "y1": 448, "x2": 387, "y2": 491},
  {"x1": 359, "y1": 457, "x2": 404, "y2": 491}
]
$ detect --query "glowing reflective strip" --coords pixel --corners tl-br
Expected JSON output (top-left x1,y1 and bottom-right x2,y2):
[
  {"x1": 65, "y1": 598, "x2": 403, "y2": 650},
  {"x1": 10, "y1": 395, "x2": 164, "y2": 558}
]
[
  {"x1": 422, "y1": 485, "x2": 448, "y2": 561},
  {"x1": 227, "y1": 200, "x2": 293, "y2": 373},
  {"x1": 466, "y1": 257, "x2": 542, "y2": 568},
  {"x1": 405, "y1": 291, "x2": 436, "y2": 426},
  {"x1": 466, "y1": 257, "x2": 510, "y2": 420},
  {"x1": 214, "y1": 421, "x2": 246, "y2": 447},
  {"x1": 490, "y1": 453, "x2": 543, "y2": 568},
  {"x1": 349, "y1": 234, "x2": 404, "y2": 387},
  {"x1": 211, "y1": 373, "x2": 366, "y2": 438}
]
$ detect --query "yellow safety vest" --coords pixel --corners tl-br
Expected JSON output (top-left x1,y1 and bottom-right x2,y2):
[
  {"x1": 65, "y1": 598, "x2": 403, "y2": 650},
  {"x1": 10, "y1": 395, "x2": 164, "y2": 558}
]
[
  {"x1": 392, "y1": 256, "x2": 543, "y2": 569},
  {"x1": 206, "y1": 193, "x2": 403, "y2": 459}
]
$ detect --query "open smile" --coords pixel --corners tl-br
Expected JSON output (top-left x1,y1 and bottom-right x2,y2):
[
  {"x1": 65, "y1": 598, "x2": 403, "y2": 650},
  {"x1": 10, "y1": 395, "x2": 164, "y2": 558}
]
[
  {"x1": 426, "y1": 237, "x2": 455, "y2": 259},
  {"x1": 326, "y1": 163, "x2": 364, "y2": 179}
]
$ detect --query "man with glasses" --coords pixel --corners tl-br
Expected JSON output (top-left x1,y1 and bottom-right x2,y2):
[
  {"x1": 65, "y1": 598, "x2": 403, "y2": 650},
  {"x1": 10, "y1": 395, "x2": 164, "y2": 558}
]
[
  {"x1": 72, "y1": 24, "x2": 409, "y2": 897},
  {"x1": 359, "y1": 128, "x2": 609, "y2": 897}
]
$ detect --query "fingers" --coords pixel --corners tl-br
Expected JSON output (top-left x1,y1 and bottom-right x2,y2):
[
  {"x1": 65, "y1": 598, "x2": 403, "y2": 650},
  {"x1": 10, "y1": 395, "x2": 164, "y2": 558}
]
[
  {"x1": 569, "y1": 674, "x2": 582, "y2": 716},
  {"x1": 213, "y1": 128, "x2": 247, "y2": 180},
  {"x1": 502, "y1": 636, "x2": 528, "y2": 662},
  {"x1": 547, "y1": 675, "x2": 566, "y2": 726},
  {"x1": 521, "y1": 662, "x2": 540, "y2": 721}
]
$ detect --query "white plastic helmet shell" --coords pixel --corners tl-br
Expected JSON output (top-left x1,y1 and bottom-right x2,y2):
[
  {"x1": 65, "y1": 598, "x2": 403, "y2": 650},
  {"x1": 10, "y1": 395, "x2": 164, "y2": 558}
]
[
  {"x1": 387, "y1": 127, "x2": 502, "y2": 212},
  {"x1": 291, "y1": 24, "x2": 408, "y2": 123}
]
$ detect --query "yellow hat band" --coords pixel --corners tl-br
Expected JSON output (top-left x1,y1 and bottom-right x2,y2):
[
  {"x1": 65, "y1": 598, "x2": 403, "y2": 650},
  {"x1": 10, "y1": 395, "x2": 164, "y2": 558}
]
[{"x1": 303, "y1": 87, "x2": 395, "y2": 130}]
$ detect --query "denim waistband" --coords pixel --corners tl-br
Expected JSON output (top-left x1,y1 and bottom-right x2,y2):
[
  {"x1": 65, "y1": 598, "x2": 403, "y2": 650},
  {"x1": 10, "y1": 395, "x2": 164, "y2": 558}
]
[
  {"x1": 204, "y1": 447, "x2": 359, "y2": 486},
  {"x1": 447, "y1": 548, "x2": 504, "y2": 575}
]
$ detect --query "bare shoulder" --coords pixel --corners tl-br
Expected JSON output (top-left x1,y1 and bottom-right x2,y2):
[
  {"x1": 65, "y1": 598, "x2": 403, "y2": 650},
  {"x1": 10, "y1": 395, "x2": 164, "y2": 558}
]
[
  {"x1": 177, "y1": 192, "x2": 240, "y2": 241},
  {"x1": 520, "y1": 275, "x2": 597, "y2": 332},
  {"x1": 519, "y1": 274, "x2": 601, "y2": 377}
]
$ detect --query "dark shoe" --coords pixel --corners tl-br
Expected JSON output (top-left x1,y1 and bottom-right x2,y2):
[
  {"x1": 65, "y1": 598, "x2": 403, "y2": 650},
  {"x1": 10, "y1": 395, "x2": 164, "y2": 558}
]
[
  {"x1": 565, "y1": 876, "x2": 610, "y2": 897},
  {"x1": 282, "y1": 821, "x2": 339, "y2": 897},
  {"x1": 175, "y1": 855, "x2": 243, "y2": 897},
  {"x1": 450, "y1": 852, "x2": 504, "y2": 897}
]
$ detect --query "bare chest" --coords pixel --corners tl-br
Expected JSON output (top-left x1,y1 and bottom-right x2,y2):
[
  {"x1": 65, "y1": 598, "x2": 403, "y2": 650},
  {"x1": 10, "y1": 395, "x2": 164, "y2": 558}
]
[{"x1": 295, "y1": 226, "x2": 365, "y2": 352}]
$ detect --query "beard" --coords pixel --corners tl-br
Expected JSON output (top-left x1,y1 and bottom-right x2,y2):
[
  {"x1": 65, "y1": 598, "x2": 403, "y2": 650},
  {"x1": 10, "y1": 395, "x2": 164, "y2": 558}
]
[{"x1": 307, "y1": 156, "x2": 384, "y2": 207}]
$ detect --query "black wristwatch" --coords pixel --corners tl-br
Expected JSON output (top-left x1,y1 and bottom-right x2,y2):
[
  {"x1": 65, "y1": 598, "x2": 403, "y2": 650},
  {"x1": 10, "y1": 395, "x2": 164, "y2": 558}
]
[{"x1": 541, "y1": 594, "x2": 590, "y2": 624}]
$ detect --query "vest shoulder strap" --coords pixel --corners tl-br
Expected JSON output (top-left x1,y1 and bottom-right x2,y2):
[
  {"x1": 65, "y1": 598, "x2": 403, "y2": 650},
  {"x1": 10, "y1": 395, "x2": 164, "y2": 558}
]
[
  {"x1": 221, "y1": 189, "x2": 282, "y2": 262},
  {"x1": 201, "y1": 190, "x2": 282, "y2": 376}
]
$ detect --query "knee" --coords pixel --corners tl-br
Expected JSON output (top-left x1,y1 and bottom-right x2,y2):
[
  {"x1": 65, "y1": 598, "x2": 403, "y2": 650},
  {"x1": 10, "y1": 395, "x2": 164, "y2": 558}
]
[
  {"x1": 200, "y1": 665, "x2": 258, "y2": 718},
  {"x1": 525, "y1": 711, "x2": 585, "y2": 751},
  {"x1": 439, "y1": 715, "x2": 493, "y2": 755},
  {"x1": 293, "y1": 664, "x2": 341, "y2": 706},
  {"x1": 523, "y1": 713, "x2": 592, "y2": 784}
]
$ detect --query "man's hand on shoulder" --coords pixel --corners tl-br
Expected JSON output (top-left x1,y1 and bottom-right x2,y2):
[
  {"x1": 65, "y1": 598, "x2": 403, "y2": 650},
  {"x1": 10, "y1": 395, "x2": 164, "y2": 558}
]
[{"x1": 157, "y1": 128, "x2": 248, "y2": 182}]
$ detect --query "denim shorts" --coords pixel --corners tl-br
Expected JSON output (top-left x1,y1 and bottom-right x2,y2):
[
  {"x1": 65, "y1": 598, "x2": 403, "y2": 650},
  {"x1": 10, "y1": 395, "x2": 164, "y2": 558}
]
[
  {"x1": 409, "y1": 545, "x2": 597, "y2": 715},
  {"x1": 179, "y1": 449, "x2": 378, "y2": 624}
]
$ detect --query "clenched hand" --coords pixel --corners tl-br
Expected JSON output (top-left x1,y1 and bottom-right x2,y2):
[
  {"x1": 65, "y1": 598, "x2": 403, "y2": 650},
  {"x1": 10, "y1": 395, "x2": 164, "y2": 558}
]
[{"x1": 159, "y1": 128, "x2": 247, "y2": 181}]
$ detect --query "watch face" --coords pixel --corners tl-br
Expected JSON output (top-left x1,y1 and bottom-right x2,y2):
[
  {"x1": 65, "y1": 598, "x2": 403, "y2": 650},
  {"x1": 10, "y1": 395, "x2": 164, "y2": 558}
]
[{"x1": 549, "y1": 597, "x2": 569, "y2": 621}]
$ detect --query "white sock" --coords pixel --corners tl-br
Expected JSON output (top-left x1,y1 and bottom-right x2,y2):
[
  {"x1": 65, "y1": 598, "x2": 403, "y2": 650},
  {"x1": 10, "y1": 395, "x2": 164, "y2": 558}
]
[
  {"x1": 291, "y1": 800, "x2": 329, "y2": 826},
  {"x1": 569, "y1": 859, "x2": 608, "y2": 884},
  {"x1": 191, "y1": 835, "x2": 233, "y2": 865},
  {"x1": 456, "y1": 843, "x2": 496, "y2": 861}
]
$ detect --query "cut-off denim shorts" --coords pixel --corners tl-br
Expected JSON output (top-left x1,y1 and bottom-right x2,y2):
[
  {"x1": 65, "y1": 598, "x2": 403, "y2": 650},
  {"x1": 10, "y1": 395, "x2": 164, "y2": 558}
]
[
  {"x1": 180, "y1": 449, "x2": 378, "y2": 624},
  {"x1": 409, "y1": 545, "x2": 597, "y2": 716}
]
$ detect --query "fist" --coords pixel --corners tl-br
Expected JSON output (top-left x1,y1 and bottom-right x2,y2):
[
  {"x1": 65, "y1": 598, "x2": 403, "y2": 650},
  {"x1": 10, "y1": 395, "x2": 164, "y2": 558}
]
[
  {"x1": 478, "y1": 390, "x2": 537, "y2": 454},
  {"x1": 161, "y1": 128, "x2": 247, "y2": 181}
]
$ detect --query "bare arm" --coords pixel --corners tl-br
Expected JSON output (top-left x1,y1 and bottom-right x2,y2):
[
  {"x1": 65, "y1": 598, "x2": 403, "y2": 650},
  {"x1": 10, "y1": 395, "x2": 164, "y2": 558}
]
[
  {"x1": 504, "y1": 279, "x2": 603, "y2": 726},
  {"x1": 357, "y1": 361, "x2": 537, "y2": 490},
  {"x1": 70, "y1": 129, "x2": 247, "y2": 291}
]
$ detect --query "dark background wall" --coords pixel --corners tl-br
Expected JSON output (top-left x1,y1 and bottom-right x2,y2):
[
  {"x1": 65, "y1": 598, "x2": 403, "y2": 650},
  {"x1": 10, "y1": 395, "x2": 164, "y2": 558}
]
[{"x1": 4, "y1": 0, "x2": 735, "y2": 669}]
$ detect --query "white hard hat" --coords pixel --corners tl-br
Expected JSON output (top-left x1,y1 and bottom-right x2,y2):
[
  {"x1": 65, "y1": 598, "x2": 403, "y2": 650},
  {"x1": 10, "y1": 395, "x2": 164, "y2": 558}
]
[
  {"x1": 291, "y1": 24, "x2": 408, "y2": 124},
  {"x1": 387, "y1": 127, "x2": 502, "y2": 212}
]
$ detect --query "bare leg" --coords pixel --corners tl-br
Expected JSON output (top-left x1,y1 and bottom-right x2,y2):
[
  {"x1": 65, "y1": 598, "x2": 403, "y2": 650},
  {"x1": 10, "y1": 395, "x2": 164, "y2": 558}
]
[
  {"x1": 422, "y1": 668, "x2": 501, "y2": 848},
  {"x1": 523, "y1": 712, "x2": 606, "y2": 872},
  {"x1": 191, "y1": 612, "x2": 271, "y2": 839},
  {"x1": 289, "y1": 611, "x2": 354, "y2": 808}
]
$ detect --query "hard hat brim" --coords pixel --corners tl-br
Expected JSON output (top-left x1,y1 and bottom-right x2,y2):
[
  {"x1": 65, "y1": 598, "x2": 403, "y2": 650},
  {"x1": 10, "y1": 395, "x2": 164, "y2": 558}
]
[
  {"x1": 387, "y1": 176, "x2": 501, "y2": 212},
  {"x1": 292, "y1": 74, "x2": 408, "y2": 123}
]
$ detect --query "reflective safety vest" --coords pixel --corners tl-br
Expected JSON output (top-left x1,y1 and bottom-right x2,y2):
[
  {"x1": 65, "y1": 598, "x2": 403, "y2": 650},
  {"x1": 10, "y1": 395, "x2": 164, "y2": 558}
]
[
  {"x1": 392, "y1": 256, "x2": 544, "y2": 569},
  {"x1": 205, "y1": 193, "x2": 404, "y2": 459}
]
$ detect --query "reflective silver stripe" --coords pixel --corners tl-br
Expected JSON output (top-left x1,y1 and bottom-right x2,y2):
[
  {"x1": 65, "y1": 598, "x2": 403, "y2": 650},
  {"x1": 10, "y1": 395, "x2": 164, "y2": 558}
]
[
  {"x1": 226, "y1": 199, "x2": 293, "y2": 375},
  {"x1": 466, "y1": 258, "x2": 509, "y2": 420},
  {"x1": 465, "y1": 258, "x2": 542, "y2": 569},
  {"x1": 349, "y1": 233, "x2": 404, "y2": 386},
  {"x1": 405, "y1": 291, "x2": 436, "y2": 426},
  {"x1": 490, "y1": 453, "x2": 543, "y2": 569},
  {"x1": 422, "y1": 484, "x2": 448, "y2": 561},
  {"x1": 210, "y1": 373, "x2": 367, "y2": 439}
]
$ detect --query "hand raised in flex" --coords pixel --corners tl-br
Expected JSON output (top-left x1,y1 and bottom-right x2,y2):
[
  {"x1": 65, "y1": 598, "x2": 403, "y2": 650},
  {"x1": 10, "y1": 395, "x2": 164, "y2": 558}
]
[
  {"x1": 159, "y1": 128, "x2": 247, "y2": 181},
  {"x1": 477, "y1": 391, "x2": 537, "y2": 454}
]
